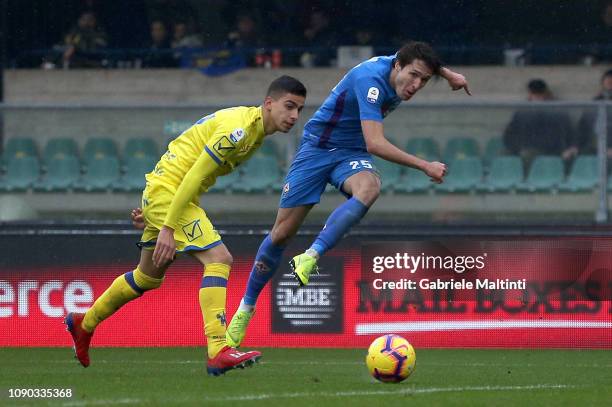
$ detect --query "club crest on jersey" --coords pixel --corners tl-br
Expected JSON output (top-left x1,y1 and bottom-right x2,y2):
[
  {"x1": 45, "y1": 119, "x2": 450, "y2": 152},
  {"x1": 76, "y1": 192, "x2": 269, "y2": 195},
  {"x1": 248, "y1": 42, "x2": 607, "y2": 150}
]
[
  {"x1": 367, "y1": 87, "x2": 380, "y2": 103},
  {"x1": 229, "y1": 128, "x2": 246, "y2": 143},
  {"x1": 282, "y1": 182, "x2": 290, "y2": 195}
]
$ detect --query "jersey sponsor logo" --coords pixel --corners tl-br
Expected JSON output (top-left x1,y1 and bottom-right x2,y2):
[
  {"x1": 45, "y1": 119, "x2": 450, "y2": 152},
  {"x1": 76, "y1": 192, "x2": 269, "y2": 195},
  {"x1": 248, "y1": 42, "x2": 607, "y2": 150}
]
[
  {"x1": 213, "y1": 136, "x2": 236, "y2": 157},
  {"x1": 367, "y1": 87, "x2": 380, "y2": 103},
  {"x1": 229, "y1": 128, "x2": 246, "y2": 143}
]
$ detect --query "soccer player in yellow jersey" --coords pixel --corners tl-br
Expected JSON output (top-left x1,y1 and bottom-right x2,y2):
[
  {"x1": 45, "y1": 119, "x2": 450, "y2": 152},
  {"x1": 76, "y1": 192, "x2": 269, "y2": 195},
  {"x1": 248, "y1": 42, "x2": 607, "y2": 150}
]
[{"x1": 64, "y1": 75, "x2": 307, "y2": 376}]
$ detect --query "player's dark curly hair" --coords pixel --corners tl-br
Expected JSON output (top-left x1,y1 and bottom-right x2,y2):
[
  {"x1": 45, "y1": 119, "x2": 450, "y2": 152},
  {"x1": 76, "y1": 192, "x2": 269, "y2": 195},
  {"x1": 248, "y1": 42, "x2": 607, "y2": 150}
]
[
  {"x1": 267, "y1": 75, "x2": 307, "y2": 98},
  {"x1": 395, "y1": 41, "x2": 442, "y2": 76}
]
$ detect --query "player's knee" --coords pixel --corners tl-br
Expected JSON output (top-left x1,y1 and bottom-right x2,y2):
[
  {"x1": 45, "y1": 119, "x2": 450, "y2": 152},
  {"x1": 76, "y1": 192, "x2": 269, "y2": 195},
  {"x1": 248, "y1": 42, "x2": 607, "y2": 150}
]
[
  {"x1": 270, "y1": 226, "x2": 295, "y2": 246},
  {"x1": 214, "y1": 250, "x2": 233, "y2": 267},
  {"x1": 353, "y1": 180, "x2": 380, "y2": 206}
]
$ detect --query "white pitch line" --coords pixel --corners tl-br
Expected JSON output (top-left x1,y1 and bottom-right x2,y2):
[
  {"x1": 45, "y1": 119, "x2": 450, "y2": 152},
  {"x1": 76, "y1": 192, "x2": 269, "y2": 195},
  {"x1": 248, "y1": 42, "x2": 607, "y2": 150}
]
[
  {"x1": 356, "y1": 320, "x2": 612, "y2": 334},
  {"x1": 200, "y1": 384, "x2": 576, "y2": 402}
]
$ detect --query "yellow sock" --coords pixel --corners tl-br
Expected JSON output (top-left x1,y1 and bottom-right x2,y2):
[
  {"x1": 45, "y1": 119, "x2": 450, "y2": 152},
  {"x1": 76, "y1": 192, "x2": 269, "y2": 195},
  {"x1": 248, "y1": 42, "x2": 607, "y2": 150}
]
[
  {"x1": 199, "y1": 263, "x2": 231, "y2": 358},
  {"x1": 82, "y1": 267, "x2": 163, "y2": 332}
]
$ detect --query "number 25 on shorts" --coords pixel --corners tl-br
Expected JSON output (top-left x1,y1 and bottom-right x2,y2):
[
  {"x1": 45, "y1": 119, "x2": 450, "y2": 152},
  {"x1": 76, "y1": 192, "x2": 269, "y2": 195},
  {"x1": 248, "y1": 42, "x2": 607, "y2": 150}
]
[{"x1": 349, "y1": 160, "x2": 372, "y2": 170}]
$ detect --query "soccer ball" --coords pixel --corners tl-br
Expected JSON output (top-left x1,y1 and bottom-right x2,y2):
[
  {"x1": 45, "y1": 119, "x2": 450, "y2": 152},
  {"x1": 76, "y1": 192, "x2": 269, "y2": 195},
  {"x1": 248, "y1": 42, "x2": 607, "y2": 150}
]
[{"x1": 366, "y1": 334, "x2": 416, "y2": 383}]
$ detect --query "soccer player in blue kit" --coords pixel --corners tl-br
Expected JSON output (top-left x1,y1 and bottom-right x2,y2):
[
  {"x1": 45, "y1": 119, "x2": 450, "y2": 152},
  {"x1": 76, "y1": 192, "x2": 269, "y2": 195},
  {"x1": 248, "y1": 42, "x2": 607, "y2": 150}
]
[{"x1": 224, "y1": 41, "x2": 471, "y2": 347}]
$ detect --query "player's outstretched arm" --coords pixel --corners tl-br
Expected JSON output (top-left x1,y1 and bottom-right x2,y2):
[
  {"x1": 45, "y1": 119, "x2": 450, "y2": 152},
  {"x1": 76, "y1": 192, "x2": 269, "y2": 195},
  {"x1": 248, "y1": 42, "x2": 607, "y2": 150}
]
[
  {"x1": 362, "y1": 120, "x2": 447, "y2": 183},
  {"x1": 440, "y1": 67, "x2": 471, "y2": 95}
]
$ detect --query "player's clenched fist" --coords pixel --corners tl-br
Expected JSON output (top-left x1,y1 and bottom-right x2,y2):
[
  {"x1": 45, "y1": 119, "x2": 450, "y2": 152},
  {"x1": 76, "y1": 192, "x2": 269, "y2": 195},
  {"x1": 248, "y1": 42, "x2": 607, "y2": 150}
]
[{"x1": 425, "y1": 161, "x2": 447, "y2": 183}]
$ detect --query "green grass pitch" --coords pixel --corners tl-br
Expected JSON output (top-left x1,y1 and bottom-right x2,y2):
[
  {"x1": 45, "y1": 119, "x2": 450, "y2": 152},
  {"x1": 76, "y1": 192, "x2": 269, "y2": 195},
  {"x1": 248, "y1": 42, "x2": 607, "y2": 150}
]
[{"x1": 0, "y1": 348, "x2": 610, "y2": 406}]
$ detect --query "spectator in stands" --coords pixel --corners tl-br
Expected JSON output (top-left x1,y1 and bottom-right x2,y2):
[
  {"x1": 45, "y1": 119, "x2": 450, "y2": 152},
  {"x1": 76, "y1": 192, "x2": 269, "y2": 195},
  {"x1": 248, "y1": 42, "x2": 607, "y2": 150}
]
[
  {"x1": 142, "y1": 20, "x2": 177, "y2": 68},
  {"x1": 581, "y1": 1, "x2": 612, "y2": 63},
  {"x1": 299, "y1": 9, "x2": 337, "y2": 67},
  {"x1": 61, "y1": 11, "x2": 108, "y2": 68},
  {"x1": 503, "y1": 79, "x2": 576, "y2": 167},
  {"x1": 171, "y1": 20, "x2": 203, "y2": 49},
  {"x1": 573, "y1": 69, "x2": 612, "y2": 157},
  {"x1": 225, "y1": 14, "x2": 263, "y2": 66}
]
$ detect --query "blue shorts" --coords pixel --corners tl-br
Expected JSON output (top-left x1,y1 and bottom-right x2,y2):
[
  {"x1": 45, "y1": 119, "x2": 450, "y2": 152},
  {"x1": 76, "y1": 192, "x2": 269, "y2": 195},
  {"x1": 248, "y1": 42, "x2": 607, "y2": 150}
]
[{"x1": 279, "y1": 140, "x2": 379, "y2": 208}]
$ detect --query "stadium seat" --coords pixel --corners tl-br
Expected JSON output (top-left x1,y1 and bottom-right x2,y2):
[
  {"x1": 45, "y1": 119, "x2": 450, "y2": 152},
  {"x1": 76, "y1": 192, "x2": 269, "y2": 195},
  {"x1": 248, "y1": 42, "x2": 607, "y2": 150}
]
[
  {"x1": 559, "y1": 155, "x2": 598, "y2": 192},
  {"x1": 443, "y1": 137, "x2": 480, "y2": 162},
  {"x1": 478, "y1": 156, "x2": 523, "y2": 192},
  {"x1": 74, "y1": 156, "x2": 120, "y2": 192},
  {"x1": 436, "y1": 157, "x2": 483, "y2": 193},
  {"x1": 34, "y1": 156, "x2": 81, "y2": 192},
  {"x1": 233, "y1": 154, "x2": 281, "y2": 192},
  {"x1": 406, "y1": 137, "x2": 439, "y2": 161},
  {"x1": 2, "y1": 137, "x2": 38, "y2": 165},
  {"x1": 114, "y1": 156, "x2": 157, "y2": 192},
  {"x1": 124, "y1": 137, "x2": 159, "y2": 160},
  {"x1": 373, "y1": 158, "x2": 402, "y2": 192},
  {"x1": 405, "y1": 137, "x2": 440, "y2": 161},
  {"x1": 43, "y1": 138, "x2": 79, "y2": 165},
  {"x1": 83, "y1": 138, "x2": 119, "y2": 164},
  {"x1": 518, "y1": 156, "x2": 564, "y2": 192},
  {"x1": 258, "y1": 141, "x2": 279, "y2": 159},
  {"x1": 209, "y1": 169, "x2": 241, "y2": 193},
  {"x1": 483, "y1": 137, "x2": 505, "y2": 168},
  {"x1": 0, "y1": 156, "x2": 40, "y2": 192},
  {"x1": 395, "y1": 167, "x2": 432, "y2": 193}
]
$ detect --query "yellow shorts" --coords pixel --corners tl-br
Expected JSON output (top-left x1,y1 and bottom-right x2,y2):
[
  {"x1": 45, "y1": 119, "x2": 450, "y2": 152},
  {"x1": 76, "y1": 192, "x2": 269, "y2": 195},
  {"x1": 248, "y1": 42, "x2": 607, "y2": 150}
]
[{"x1": 138, "y1": 183, "x2": 222, "y2": 253}]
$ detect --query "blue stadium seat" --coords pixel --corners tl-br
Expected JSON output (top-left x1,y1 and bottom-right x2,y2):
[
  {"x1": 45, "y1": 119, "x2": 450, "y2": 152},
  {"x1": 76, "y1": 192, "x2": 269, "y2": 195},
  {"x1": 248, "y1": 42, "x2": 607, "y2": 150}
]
[
  {"x1": 374, "y1": 158, "x2": 402, "y2": 192},
  {"x1": 43, "y1": 138, "x2": 79, "y2": 165},
  {"x1": 83, "y1": 138, "x2": 119, "y2": 165},
  {"x1": 395, "y1": 168, "x2": 432, "y2": 193},
  {"x1": 0, "y1": 156, "x2": 40, "y2": 192},
  {"x1": 443, "y1": 137, "x2": 480, "y2": 163},
  {"x1": 74, "y1": 156, "x2": 120, "y2": 192},
  {"x1": 124, "y1": 138, "x2": 159, "y2": 160},
  {"x1": 233, "y1": 154, "x2": 282, "y2": 193},
  {"x1": 478, "y1": 156, "x2": 523, "y2": 192},
  {"x1": 559, "y1": 155, "x2": 598, "y2": 192},
  {"x1": 34, "y1": 156, "x2": 81, "y2": 192},
  {"x1": 114, "y1": 156, "x2": 157, "y2": 192},
  {"x1": 436, "y1": 157, "x2": 483, "y2": 193},
  {"x1": 517, "y1": 156, "x2": 564, "y2": 192},
  {"x1": 405, "y1": 137, "x2": 440, "y2": 161},
  {"x1": 483, "y1": 137, "x2": 504, "y2": 168},
  {"x1": 2, "y1": 138, "x2": 38, "y2": 167}
]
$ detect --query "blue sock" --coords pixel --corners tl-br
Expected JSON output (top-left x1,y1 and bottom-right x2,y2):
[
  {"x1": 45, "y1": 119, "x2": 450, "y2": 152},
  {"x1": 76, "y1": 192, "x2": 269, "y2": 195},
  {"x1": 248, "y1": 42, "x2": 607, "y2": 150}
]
[
  {"x1": 243, "y1": 234, "x2": 285, "y2": 306},
  {"x1": 310, "y1": 197, "x2": 369, "y2": 256}
]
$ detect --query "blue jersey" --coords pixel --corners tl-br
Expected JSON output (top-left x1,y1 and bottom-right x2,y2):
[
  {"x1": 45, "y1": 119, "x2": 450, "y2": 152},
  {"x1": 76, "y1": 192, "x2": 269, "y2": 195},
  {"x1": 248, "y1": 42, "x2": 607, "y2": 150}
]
[{"x1": 302, "y1": 55, "x2": 402, "y2": 150}]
